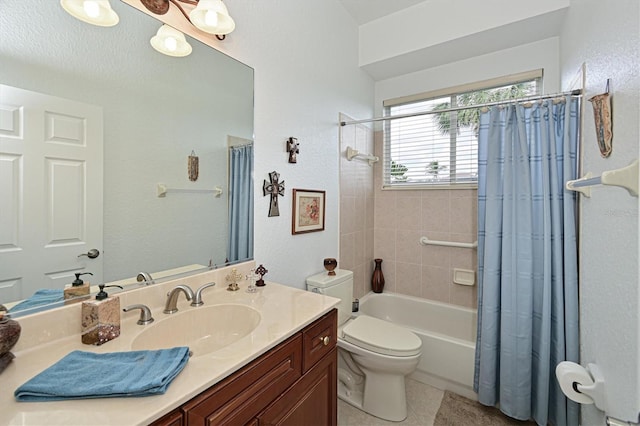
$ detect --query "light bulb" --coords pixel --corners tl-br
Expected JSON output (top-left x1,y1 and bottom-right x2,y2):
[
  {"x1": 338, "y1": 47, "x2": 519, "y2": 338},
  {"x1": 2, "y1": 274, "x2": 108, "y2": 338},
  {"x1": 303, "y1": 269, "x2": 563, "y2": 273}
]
[
  {"x1": 83, "y1": 0, "x2": 100, "y2": 18},
  {"x1": 151, "y1": 25, "x2": 191, "y2": 57},
  {"x1": 164, "y1": 37, "x2": 177, "y2": 52},
  {"x1": 204, "y1": 10, "x2": 219, "y2": 27}
]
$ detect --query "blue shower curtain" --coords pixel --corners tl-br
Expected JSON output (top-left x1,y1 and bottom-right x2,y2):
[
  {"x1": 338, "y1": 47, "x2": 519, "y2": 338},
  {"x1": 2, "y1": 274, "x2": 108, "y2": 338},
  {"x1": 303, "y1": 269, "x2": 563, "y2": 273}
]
[
  {"x1": 227, "y1": 144, "x2": 254, "y2": 263},
  {"x1": 474, "y1": 97, "x2": 580, "y2": 426}
]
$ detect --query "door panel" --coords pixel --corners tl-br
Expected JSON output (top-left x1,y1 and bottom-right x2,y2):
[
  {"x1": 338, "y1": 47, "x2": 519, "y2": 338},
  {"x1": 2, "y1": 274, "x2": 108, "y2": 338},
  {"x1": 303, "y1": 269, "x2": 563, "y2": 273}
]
[
  {"x1": 0, "y1": 153, "x2": 21, "y2": 251},
  {"x1": 46, "y1": 158, "x2": 85, "y2": 244},
  {"x1": 0, "y1": 84, "x2": 103, "y2": 304}
]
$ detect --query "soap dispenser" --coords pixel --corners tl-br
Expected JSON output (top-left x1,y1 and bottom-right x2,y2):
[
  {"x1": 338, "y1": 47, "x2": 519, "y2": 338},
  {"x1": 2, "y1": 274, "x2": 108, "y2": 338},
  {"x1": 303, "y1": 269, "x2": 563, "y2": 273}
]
[
  {"x1": 64, "y1": 272, "x2": 93, "y2": 300},
  {"x1": 81, "y1": 284, "x2": 123, "y2": 346}
]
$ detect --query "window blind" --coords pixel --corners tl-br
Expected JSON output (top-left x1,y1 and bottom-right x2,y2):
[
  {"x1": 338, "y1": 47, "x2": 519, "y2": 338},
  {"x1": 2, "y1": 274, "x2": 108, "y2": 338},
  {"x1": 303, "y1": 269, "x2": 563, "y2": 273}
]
[{"x1": 382, "y1": 71, "x2": 542, "y2": 189}]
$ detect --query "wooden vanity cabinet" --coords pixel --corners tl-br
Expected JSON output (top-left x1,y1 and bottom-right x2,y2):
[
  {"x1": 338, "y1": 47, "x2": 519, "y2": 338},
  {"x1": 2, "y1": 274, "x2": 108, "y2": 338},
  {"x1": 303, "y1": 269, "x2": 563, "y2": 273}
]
[
  {"x1": 152, "y1": 410, "x2": 184, "y2": 426},
  {"x1": 150, "y1": 309, "x2": 337, "y2": 426},
  {"x1": 257, "y1": 347, "x2": 336, "y2": 425}
]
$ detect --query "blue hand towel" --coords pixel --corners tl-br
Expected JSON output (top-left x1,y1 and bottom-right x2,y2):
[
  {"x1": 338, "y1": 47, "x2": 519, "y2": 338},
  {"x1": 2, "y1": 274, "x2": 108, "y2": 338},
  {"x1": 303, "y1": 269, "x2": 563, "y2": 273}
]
[
  {"x1": 10, "y1": 289, "x2": 64, "y2": 315},
  {"x1": 15, "y1": 347, "x2": 190, "y2": 402}
]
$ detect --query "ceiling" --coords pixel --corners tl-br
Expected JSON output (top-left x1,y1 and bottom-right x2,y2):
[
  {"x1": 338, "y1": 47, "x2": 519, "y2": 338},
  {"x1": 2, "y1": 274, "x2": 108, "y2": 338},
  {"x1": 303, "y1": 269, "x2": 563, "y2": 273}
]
[
  {"x1": 338, "y1": 0, "x2": 426, "y2": 25},
  {"x1": 337, "y1": 0, "x2": 568, "y2": 81}
]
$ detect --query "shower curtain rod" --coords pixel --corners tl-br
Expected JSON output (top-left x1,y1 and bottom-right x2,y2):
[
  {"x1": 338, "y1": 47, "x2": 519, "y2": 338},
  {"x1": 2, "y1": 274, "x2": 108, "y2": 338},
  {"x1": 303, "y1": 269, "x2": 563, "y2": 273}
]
[
  {"x1": 229, "y1": 142, "x2": 254, "y2": 148},
  {"x1": 340, "y1": 89, "x2": 582, "y2": 127}
]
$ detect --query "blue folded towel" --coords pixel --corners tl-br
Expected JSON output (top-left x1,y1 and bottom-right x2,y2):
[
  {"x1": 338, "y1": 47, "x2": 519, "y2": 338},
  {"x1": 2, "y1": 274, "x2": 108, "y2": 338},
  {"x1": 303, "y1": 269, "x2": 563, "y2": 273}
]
[
  {"x1": 10, "y1": 289, "x2": 65, "y2": 315},
  {"x1": 15, "y1": 347, "x2": 190, "y2": 402}
]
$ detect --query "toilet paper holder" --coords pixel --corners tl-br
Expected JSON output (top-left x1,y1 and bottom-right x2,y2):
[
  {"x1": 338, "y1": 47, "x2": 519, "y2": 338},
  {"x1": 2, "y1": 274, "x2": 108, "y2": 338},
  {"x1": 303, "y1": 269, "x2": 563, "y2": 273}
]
[
  {"x1": 576, "y1": 363, "x2": 605, "y2": 411},
  {"x1": 556, "y1": 361, "x2": 606, "y2": 411}
]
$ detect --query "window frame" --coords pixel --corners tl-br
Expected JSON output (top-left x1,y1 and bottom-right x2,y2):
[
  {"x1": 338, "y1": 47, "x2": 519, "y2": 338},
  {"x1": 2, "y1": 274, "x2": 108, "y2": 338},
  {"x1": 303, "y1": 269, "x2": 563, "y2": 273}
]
[{"x1": 381, "y1": 69, "x2": 543, "y2": 190}]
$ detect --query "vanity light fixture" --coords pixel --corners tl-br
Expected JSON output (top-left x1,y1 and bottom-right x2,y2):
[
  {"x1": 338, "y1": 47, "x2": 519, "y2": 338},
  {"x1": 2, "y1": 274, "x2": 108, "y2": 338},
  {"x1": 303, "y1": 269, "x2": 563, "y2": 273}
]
[
  {"x1": 140, "y1": 0, "x2": 235, "y2": 40},
  {"x1": 60, "y1": 0, "x2": 119, "y2": 26},
  {"x1": 150, "y1": 24, "x2": 193, "y2": 57}
]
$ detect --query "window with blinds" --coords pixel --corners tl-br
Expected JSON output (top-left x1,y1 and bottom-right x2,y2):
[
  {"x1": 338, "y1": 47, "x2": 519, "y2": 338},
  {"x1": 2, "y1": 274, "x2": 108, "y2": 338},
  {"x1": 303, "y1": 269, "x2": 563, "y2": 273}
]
[{"x1": 382, "y1": 71, "x2": 542, "y2": 189}]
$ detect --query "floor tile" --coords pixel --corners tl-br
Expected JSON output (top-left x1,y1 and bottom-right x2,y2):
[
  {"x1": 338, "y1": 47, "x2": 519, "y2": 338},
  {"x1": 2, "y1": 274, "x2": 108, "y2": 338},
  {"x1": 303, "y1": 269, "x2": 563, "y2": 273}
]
[{"x1": 337, "y1": 378, "x2": 444, "y2": 426}]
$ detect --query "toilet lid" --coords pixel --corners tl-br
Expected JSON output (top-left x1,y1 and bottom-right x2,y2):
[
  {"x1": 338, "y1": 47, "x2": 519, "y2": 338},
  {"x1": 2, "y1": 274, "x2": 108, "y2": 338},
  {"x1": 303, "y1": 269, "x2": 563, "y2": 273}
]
[{"x1": 342, "y1": 315, "x2": 422, "y2": 357}]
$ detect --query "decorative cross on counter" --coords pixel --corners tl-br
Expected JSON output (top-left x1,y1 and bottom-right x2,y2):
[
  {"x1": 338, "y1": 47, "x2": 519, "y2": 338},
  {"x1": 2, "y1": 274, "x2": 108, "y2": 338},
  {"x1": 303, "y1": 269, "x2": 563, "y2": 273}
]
[
  {"x1": 225, "y1": 268, "x2": 243, "y2": 292},
  {"x1": 263, "y1": 171, "x2": 285, "y2": 217},
  {"x1": 255, "y1": 264, "x2": 268, "y2": 287}
]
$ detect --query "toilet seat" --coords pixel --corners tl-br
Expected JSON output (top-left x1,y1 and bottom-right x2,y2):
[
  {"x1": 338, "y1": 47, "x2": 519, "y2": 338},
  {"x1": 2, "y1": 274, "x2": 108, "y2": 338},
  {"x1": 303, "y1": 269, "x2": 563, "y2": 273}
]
[{"x1": 342, "y1": 315, "x2": 422, "y2": 357}]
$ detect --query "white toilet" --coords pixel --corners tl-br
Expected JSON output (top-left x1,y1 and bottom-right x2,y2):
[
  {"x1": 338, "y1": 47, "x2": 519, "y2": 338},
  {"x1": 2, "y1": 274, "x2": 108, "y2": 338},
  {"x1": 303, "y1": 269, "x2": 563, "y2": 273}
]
[{"x1": 306, "y1": 269, "x2": 422, "y2": 422}]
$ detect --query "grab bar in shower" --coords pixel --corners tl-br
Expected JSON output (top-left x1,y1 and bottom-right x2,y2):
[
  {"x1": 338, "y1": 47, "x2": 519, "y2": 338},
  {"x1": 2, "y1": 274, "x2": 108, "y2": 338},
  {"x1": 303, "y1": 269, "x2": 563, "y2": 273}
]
[
  {"x1": 565, "y1": 159, "x2": 638, "y2": 198},
  {"x1": 419, "y1": 236, "x2": 478, "y2": 249}
]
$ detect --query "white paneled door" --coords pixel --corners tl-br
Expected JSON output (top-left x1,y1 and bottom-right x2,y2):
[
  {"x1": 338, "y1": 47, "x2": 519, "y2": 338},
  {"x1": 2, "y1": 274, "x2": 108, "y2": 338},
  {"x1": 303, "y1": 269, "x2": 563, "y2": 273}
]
[{"x1": 0, "y1": 84, "x2": 103, "y2": 304}]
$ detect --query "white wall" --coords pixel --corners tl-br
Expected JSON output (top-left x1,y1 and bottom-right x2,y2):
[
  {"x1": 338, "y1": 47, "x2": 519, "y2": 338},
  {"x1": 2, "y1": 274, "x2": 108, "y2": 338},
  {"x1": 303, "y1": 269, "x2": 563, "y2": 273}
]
[
  {"x1": 358, "y1": 0, "x2": 568, "y2": 80},
  {"x1": 560, "y1": 0, "x2": 640, "y2": 423},
  {"x1": 360, "y1": 0, "x2": 567, "y2": 68},
  {"x1": 2, "y1": 1, "x2": 373, "y2": 294},
  {"x1": 217, "y1": 1, "x2": 375, "y2": 288},
  {"x1": 215, "y1": 1, "x2": 640, "y2": 422}
]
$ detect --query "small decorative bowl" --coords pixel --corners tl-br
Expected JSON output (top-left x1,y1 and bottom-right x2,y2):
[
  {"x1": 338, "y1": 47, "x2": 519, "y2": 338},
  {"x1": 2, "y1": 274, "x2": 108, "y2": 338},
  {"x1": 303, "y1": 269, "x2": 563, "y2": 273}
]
[{"x1": 323, "y1": 258, "x2": 337, "y2": 276}]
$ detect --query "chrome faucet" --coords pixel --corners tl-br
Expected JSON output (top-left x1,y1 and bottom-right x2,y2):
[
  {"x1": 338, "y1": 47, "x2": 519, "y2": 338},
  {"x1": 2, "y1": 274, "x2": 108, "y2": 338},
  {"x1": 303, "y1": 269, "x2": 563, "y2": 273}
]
[
  {"x1": 191, "y1": 282, "x2": 216, "y2": 307},
  {"x1": 164, "y1": 285, "x2": 195, "y2": 314},
  {"x1": 123, "y1": 304, "x2": 154, "y2": 325},
  {"x1": 136, "y1": 272, "x2": 154, "y2": 285}
]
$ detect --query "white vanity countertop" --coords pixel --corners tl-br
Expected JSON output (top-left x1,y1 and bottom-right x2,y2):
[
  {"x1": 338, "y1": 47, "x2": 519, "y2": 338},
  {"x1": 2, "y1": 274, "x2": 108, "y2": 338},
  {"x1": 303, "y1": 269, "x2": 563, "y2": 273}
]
[{"x1": 1, "y1": 281, "x2": 339, "y2": 425}]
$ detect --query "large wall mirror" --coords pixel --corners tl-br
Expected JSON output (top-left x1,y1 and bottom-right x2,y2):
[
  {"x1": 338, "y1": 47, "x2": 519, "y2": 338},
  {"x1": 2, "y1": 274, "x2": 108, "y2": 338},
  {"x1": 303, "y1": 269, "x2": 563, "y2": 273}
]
[{"x1": 0, "y1": 0, "x2": 254, "y2": 315}]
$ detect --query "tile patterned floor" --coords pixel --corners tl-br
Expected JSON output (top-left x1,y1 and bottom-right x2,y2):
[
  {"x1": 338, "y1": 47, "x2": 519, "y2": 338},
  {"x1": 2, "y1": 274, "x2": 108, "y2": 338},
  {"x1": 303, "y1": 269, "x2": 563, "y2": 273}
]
[{"x1": 338, "y1": 378, "x2": 445, "y2": 426}]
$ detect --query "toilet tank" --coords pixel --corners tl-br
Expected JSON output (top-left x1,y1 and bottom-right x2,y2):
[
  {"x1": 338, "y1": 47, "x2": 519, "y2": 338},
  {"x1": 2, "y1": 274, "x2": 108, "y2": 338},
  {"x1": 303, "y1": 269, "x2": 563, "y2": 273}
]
[{"x1": 306, "y1": 269, "x2": 353, "y2": 326}]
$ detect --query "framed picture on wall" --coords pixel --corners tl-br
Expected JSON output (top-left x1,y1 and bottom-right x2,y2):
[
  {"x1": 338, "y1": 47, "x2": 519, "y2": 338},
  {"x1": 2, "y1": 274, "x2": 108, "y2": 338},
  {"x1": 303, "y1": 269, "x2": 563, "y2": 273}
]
[{"x1": 292, "y1": 189, "x2": 326, "y2": 235}]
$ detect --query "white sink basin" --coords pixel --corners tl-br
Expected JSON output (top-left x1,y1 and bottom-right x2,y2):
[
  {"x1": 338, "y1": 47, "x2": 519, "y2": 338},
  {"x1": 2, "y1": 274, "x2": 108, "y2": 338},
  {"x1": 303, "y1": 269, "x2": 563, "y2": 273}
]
[{"x1": 131, "y1": 304, "x2": 261, "y2": 356}]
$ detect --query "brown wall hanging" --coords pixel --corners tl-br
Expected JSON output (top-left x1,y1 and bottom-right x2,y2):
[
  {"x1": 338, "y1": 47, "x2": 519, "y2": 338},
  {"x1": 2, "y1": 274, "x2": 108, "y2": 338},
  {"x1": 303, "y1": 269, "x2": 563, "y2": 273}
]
[
  {"x1": 286, "y1": 137, "x2": 299, "y2": 163},
  {"x1": 188, "y1": 150, "x2": 199, "y2": 181},
  {"x1": 589, "y1": 79, "x2": 613, "y2": 158}
]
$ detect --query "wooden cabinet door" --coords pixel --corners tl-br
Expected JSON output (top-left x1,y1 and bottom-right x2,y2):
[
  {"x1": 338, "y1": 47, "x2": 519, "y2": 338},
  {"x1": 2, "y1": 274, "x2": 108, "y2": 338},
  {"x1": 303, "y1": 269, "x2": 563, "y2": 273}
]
[
  {"x1": 149, "y1": 409, "x2": 183, "y2": 426},
  {"x1": 257, "y1": 348, "x2": 337, "y2": 426},
  {"x1": 183, "y1": 335, "x2": 302, "y2": 425},
  {"x1": 302, "y1": 309, "x2": 337, "y2": 372}
]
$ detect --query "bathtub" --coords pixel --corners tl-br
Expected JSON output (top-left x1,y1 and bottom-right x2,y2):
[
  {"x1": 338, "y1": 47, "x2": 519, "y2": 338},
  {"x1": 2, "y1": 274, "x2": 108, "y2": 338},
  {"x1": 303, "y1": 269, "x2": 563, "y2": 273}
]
[{"x1": 358, "y1": 292, "x2": 478, "y2": 400}]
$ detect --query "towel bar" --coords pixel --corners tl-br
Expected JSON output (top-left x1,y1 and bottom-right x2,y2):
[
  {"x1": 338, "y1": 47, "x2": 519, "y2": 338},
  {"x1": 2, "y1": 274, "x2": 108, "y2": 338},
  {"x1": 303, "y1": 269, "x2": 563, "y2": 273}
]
[
  {"x1": 157, "y1": 183, "x2": 223, "y2": 198},
  {"x1": 346, "y1": 146, "x2": 378, "y2": 166},
  {"x1": 566, "y1": 159, "x2": 638, "y2": 197}
]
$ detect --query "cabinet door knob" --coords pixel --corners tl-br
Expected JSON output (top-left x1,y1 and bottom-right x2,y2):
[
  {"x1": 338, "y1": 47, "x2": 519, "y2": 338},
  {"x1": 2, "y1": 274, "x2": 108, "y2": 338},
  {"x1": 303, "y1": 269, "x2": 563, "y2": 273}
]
[{"x1": 320, "y1": 336, "x2": 330, "y2": 346}]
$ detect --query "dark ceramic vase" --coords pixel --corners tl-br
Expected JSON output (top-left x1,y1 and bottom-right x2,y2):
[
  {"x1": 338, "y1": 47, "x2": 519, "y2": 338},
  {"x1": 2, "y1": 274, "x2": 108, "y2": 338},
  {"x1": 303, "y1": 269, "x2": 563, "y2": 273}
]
[
  {"x1": 0, "y1": 313, "x2": 21, "y2": 374},
  {"x1": 371, "y1": 258, "x2": 385, "y2": 293}
]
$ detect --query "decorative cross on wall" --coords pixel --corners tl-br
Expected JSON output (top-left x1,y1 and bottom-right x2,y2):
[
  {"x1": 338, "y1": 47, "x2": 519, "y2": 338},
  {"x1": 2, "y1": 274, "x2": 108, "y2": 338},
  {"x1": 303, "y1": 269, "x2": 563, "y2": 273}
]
[
  {"x1": 286, "y1": 137, "x2": 299, "y2": 163},
  {"x1": 263, "y1": 171, "x2": 285, "y2": 217}
]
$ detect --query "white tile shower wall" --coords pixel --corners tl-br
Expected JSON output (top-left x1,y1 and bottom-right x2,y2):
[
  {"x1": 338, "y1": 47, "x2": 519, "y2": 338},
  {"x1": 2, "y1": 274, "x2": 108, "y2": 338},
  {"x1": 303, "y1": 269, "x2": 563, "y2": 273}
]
[
  {"x1": 339, "y1": 113, "x2": 375, "y2": 299},
  {"x1": 372, "y1": 131, "x2": 478, "y2": 309}
]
